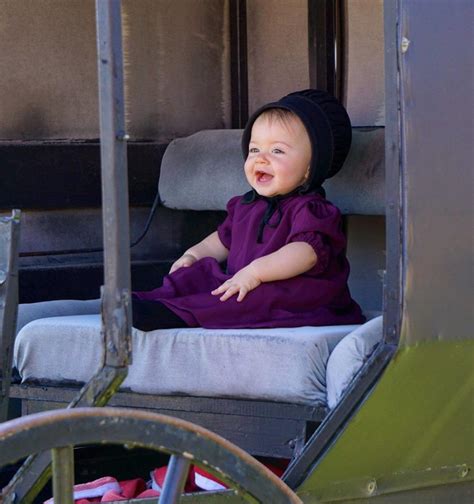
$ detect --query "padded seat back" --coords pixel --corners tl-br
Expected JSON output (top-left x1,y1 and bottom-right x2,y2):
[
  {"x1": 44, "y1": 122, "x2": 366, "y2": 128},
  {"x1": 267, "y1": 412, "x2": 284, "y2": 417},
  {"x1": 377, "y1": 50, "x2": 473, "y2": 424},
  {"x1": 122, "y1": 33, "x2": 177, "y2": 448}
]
[{"x1": 158, "y1": 128, "x2": 385, "y2": 214}]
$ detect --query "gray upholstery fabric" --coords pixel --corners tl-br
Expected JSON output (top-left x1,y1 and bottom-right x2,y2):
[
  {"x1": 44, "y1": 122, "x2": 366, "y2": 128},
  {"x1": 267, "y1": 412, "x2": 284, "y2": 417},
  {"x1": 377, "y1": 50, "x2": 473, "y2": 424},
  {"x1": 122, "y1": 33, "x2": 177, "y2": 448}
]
[
  {"x1": 159, "y1": 130, "x2": 251, "y2": 210},
  {"x1": 326, "y1": 315, "x2": 383, "y2": 409},
  {"x1": 346, "y1": 216, "x2": 385, "y2": 314},
  {"x1": 14, "y1": 314, "x2": 361, "y2": 406},
  {"x1": 16, "y1": 299, "x2": 101, "y2": 334},
  {"x1": 324, "y1": 128, "x2": 385, "y2": 215},
  {"x1": 158, "y1": 128, "x2": 385, "y2": 214}
]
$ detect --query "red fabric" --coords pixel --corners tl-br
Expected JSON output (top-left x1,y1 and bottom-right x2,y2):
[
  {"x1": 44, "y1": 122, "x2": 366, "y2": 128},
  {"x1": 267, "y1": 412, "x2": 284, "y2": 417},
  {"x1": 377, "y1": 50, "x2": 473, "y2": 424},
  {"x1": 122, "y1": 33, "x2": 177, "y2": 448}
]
[
  {"x1": 136, "y1": 489, "x2": 160, "y2": 498},
  {"x1": 151, "y1": 466, "x2": 199, "y2": 493},
  {"x1": 45, "y1": 459, "x2": 290, "y2": 502},
  {"x1": 100, "y1": 492, "x2": 126, "y2": 502},
  {"x1": 265, "y1": 462, "x2": 286, "y2": 478},
  {"x1": 193, "y1": 466, "x2": 228, "y2": 490},
  {"x1": 44, "y1": 477, "x2": 148, "y2": 503},
  {"x1": 101, "y1": 479, "x2": 146, "y2": 501},
  {"x1": 193, "y1": 461, "x2": 286, "y2": 490}
]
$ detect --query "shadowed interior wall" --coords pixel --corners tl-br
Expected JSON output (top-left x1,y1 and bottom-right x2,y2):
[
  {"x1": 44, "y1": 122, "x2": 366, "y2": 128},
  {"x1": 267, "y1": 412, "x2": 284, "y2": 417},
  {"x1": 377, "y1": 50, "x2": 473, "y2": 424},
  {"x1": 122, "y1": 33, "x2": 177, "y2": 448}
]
[
  {"x1": 246, "y1": 0, "x2": 384, "y2": 125},
  {"x1": 0, "y1": 0, "x2": 230, "y2": 141},
  {"x1": 0, "y1": 0, "x2": 98, "y2": 139},
  {"x1": 0, "y1": 0, "x2": 384, "y2": 139},
  {"x1": 344, "y1": 0, "x2": 385, "y2": 126},
  {"x1": 247, "y1": 0, "x2": 309, "y2": 113}
]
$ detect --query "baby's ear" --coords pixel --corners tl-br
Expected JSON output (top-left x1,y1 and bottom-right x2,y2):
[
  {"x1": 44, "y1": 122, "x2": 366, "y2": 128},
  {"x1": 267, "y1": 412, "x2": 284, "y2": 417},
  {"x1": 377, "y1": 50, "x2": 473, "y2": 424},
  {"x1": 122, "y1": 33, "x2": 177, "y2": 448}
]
[{"x1": 304, "y1": 165, "x2": 311, "y2": 181}]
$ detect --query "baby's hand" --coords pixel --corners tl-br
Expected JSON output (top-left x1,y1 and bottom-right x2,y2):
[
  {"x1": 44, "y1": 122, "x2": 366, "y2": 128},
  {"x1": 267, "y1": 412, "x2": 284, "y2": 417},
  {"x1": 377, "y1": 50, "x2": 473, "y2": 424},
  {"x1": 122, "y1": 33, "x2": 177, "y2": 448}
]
[
  {"x1": 211, "y1": 265, "x2": 261, "y2": 302},
  {"x1": 169, "y1": 253, "x2": 197, "y2": 274}
]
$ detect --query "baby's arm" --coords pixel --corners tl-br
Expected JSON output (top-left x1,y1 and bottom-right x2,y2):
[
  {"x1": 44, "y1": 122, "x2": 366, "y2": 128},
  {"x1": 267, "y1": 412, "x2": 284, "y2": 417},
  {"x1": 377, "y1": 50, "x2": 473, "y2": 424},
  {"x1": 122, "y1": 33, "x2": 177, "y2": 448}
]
[
  {"x1": 212, "y1": 242, "x2": 317, "y2": 301},
  {"x1": 169, "y1": 231, "x2": 229, "y2": 273}
]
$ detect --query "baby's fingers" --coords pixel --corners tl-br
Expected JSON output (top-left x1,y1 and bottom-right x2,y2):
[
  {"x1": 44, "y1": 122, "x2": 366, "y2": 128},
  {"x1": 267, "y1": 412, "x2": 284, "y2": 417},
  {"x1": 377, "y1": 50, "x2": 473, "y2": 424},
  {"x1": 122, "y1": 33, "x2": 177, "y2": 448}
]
[
  {"x1": 169, "y1": 262, "x2": 186, "y2": 274},
  {"x1": 169, "y1": 263, "x2": 180, "y2": 274},
  {"x1": 219, "y1": 285, "x2": 240, "y2": 302},
  {"x1": 236, "y1": 288, "x2": 248, "y2": 302},
  {"x1": 211, "y1": 281, "x2": 231, "y2": 295}
]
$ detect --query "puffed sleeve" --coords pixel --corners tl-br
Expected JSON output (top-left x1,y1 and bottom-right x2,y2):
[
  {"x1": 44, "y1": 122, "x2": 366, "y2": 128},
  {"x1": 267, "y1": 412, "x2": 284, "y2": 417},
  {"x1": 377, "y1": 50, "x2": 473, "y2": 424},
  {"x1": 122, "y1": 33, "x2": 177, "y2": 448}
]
[
  {"x1": 288, "y1": 198, "x2": 346, "y2": 275},
  {"x1": 217, "y1": 196, "x2": 240, "y2": 250}
]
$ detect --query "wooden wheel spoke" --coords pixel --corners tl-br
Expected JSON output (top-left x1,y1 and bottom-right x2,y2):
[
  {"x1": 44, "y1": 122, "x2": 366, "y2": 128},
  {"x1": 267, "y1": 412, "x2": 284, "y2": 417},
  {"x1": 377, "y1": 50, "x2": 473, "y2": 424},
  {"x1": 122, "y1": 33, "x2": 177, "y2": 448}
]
[
  {"x1": 159, "y1": 455, "x2": 191, "y2": 504},
  {"x1": 51, "y1": 445, "x2": 75, "y2": 504}
]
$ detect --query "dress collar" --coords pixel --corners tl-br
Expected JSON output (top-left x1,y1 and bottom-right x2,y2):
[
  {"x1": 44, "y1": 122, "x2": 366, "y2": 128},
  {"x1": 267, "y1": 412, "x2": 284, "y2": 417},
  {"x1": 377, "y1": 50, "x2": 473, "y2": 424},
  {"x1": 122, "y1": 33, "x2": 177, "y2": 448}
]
[{"x1": 240, "y1": 187, "x2": 324, "y2": 243}]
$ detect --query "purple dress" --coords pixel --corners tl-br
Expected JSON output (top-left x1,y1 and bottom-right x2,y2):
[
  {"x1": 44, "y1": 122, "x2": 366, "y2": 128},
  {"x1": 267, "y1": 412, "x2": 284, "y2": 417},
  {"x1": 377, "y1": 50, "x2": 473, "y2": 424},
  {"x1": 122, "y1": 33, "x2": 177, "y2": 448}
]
[{"x1": 134, "y1": 194, "x2": 365, "y2": 328}]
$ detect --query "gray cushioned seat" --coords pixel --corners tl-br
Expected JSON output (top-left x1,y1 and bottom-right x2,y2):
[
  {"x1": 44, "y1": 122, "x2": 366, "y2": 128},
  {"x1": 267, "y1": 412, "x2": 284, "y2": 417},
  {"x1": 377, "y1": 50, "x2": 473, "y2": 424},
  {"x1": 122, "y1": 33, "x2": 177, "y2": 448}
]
[
  {"x1": 14, "y1": 127, "x2": 385, "y2": 409},
  {"x1": 14, "y1": 314, "x2": 361, "y2": 406},
  {"x1": 326, "y1": 315, "x2": 383, "y2": 408},
  {"x1": 159, "y1": 128, "x2": 385, "y2": 214}
]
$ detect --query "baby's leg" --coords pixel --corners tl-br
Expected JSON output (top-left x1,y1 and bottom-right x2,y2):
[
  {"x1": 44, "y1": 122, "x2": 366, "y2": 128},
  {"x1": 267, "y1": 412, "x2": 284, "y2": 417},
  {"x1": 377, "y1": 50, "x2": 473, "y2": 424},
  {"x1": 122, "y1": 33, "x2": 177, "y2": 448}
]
[
  {"x1": 132, "y1": 298, "x2": 188, "y2": 331},
  {"x1": 16, "y1": 299, "x2": 101, "y2": 334}
]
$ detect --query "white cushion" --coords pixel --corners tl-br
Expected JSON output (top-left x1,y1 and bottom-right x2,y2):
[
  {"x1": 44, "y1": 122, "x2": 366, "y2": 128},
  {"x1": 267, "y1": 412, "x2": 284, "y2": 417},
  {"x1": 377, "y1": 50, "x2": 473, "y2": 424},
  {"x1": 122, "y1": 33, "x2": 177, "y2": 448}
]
[
  {"x1": 326, "y1": 315, "x2": 383, "y2": 409},
  {"x1": 14, "y1": 314, "x2": 361, "y2": 406}
]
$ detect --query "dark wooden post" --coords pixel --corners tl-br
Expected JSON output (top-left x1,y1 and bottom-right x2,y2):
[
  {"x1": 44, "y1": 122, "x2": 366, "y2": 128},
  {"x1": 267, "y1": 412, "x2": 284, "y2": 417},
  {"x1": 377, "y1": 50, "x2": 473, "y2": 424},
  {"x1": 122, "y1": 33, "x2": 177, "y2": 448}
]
[
  {"x1": 96, "y1": 0, "x2": 132, "y2": 369},
  {"x1": 308, "y1": 0, "x2": 344, "y2": 100},
  {"x1": 230, "y1": 0, "x2": 249, "y2": 127},
  {"x1": 2, "y1": 2, "x2": 133, "y2": 501},
  {"x1": 0, "y1": 210, "x2": 20, "y2": 423}
]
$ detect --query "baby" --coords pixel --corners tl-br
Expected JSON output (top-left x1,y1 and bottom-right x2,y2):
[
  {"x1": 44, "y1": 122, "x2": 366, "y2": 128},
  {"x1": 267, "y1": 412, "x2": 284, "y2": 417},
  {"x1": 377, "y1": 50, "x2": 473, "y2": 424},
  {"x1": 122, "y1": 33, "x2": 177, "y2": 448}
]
[{"x1": 131, "y1": 89, "x2": 365, "y2": 330}]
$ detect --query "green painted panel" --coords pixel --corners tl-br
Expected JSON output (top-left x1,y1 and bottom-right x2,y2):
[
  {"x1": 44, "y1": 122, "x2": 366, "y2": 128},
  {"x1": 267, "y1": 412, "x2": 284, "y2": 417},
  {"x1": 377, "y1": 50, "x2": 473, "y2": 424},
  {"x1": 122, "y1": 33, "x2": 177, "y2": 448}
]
[
  {"x1": 296, "y1": 340, "x2": 474, "y2": 502},
  {"x1": 181, "y1": 491, "x2": 246, "y2": 503}
]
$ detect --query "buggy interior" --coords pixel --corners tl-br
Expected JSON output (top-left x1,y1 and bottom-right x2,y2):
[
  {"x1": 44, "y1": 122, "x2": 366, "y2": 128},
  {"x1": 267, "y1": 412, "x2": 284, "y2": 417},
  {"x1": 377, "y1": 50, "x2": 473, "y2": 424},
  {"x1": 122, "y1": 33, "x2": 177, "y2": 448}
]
[{"x1": 3, "y1": 0, "x2": 388, "y2": 487}]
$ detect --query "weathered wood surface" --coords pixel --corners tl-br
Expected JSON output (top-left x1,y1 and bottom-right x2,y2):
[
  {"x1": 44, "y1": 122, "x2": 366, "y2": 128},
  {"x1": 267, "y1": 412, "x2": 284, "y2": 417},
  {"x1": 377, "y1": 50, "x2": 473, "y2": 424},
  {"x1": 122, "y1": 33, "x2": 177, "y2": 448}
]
[
  {"x1": 0, "y1": 210, "x2": 21, "y2": 422},
  {"x1": 11, "y1": 384, "x2": 325, "y2": 420},
  {"x1": 11, "y1": 383, "x2": 326, "y2": 459}
]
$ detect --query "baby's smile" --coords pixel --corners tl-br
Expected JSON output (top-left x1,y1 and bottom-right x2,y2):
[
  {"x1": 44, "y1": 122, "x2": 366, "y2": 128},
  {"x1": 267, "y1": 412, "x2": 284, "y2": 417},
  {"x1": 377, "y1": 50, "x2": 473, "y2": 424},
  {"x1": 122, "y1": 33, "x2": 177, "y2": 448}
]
[{"x1": 255, "y1": 170, "x2": 273, "y2": 183}]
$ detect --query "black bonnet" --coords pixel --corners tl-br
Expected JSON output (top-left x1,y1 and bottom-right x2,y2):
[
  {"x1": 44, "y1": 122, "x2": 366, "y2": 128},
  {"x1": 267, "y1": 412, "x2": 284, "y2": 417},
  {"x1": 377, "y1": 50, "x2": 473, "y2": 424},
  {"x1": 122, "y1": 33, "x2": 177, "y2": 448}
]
[{"x1": 241, "y1": 89, "x2": 352, "y2": 193}]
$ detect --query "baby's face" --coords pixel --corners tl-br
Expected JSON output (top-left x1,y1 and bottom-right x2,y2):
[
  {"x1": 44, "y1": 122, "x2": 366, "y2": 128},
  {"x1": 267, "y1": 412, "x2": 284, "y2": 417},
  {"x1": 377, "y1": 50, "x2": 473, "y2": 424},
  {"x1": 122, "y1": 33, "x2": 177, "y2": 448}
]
[{"x1": 244, "y1": 114, "x2": 311, "y2": 197}]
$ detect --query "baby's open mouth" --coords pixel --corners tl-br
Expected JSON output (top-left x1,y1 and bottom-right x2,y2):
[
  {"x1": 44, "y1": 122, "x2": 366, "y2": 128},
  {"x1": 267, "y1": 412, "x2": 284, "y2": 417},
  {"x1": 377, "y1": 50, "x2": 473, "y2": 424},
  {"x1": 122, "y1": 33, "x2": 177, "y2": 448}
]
[{"x1": 256, "y1": 171, "x2": 273, "y2": 183}]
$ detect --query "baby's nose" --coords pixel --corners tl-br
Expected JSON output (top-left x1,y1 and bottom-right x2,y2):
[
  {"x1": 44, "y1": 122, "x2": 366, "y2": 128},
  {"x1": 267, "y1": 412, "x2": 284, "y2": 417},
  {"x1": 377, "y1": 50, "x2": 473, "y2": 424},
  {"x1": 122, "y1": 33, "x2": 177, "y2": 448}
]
[{"x1": 256, "y1": 152, "x2": 269, "y2": 163}]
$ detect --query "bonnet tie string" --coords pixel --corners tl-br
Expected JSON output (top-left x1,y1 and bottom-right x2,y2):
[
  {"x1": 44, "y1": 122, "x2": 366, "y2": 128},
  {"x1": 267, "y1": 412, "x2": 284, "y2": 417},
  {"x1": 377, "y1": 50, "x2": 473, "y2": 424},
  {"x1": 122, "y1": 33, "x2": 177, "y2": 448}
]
[
  {"x1": 256, "y1": 198, "x2": 283, "y2": 243},
  {"x1": 241, "y1": 188, "x2": 324, "y2": 243}
]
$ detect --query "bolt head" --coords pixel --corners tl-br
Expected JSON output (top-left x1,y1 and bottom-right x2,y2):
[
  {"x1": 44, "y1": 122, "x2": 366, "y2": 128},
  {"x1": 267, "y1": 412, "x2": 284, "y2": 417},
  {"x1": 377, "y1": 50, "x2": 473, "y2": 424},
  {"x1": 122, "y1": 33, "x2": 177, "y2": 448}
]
[
  {"x1": 367, "y1": 479, "x2": 377, "y2": 495},
  {"x1": 401, "y1": 37, "x2": 411, "y2": 53}
]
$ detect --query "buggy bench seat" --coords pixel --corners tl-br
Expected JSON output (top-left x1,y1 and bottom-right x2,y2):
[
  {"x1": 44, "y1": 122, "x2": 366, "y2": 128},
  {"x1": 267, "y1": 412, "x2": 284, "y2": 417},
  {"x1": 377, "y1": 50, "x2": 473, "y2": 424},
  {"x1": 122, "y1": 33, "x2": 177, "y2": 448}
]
[
  {"x1": 14, "y1": 313, "x2": 363, "y2": 406},
  {"x1": 13, "y1": 127, "x2": 385, "y2": 422}
]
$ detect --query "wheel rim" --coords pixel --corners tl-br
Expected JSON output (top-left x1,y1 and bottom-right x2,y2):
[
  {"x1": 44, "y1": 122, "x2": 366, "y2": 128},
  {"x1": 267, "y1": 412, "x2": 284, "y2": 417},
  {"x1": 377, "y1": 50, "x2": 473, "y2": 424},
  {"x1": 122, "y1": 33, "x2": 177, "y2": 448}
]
[{"x1": 0, "y1": 407, "x2": 302, "y2": 503}]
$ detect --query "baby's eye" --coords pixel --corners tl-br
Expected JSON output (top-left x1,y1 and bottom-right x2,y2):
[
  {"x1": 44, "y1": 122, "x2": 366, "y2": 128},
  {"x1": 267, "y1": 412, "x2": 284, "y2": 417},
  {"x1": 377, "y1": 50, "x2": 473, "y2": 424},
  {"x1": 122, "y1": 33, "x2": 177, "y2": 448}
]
[
  {"x1": 272, "y1": 148, "x2": 284, "y2": 154},
  {"x1": 249, "y1": 147, "x2": 259, "y2": 154}
]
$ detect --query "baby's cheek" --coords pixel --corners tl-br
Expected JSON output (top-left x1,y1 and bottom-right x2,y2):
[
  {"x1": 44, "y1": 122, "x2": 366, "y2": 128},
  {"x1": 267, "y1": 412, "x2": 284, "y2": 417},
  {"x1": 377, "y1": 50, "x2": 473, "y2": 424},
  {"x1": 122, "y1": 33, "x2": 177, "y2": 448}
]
[
  {"x1": 277, "y1": 166, "x2": 296, "y2": 182},
  {"x1": 244, "y1": 164, "x2": 255, "y2": 183}
]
